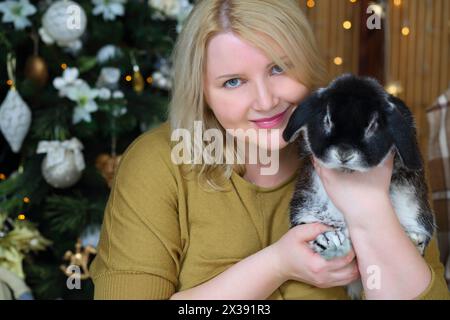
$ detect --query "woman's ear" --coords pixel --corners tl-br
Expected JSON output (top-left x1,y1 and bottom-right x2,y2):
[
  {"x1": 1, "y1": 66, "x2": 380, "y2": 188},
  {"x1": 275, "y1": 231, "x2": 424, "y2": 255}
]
[
  {"x1": 282, "y1": 91, "x2": 322, "y2": 143},
  {"x1": 384, "y1": 95, "x2": 423, "y2": 170}
]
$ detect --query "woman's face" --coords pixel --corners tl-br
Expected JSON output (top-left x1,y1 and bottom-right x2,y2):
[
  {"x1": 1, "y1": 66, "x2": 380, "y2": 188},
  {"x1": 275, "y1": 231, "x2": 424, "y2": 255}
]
[{"x1": 203, "y1": 32, "x2": 309, "y2": 151}]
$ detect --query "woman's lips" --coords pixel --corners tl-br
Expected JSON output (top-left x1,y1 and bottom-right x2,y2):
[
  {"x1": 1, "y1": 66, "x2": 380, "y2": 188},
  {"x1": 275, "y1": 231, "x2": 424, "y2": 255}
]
[{"x1": 250, "y1": 108, "x2": 289, "y2": 129}]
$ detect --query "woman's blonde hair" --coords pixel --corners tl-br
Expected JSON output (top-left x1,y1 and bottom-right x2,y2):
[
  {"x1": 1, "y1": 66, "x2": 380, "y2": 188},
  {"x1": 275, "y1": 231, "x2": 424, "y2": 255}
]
[{"x1": 168, "y1": 0, "x2": 327, "y2": 192}]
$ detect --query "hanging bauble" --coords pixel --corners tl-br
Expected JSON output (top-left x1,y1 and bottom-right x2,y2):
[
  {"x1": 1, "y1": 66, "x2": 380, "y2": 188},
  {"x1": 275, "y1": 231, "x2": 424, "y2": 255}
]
[
  {"x1": 0, "y1": 88, "x2": 32, "y2": 153},
  {"x1": 41, "y1": 0, "x2": 87, "y2": 47},
  {"x1": 24, "y1": 55, "x2": 49, "y2": 87},
  {"x1": 132, "y1": 69, "x2": 144, "y2": 94},
  {"x1": 95, "y1": 153, "x2": 122, "y2": 188},
  {"x1": 36, "y1": 138, "x2": 85, "y2": 189}
]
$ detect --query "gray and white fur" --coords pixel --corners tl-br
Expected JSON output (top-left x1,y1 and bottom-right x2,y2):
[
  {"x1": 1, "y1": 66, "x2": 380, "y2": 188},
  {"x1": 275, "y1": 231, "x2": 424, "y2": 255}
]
[{"x1": 282, "y1": 74, "x2": 436, "y2": 299}]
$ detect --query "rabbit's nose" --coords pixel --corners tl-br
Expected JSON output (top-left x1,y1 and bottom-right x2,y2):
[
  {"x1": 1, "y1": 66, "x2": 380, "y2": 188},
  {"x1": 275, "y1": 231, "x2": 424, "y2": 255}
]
[{"x1": 337, "y1": 146, "x2": 354, "y2": 163}]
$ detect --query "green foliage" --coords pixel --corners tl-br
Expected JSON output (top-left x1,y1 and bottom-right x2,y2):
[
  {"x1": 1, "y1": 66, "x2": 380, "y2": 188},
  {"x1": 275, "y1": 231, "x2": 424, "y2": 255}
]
[{"x1": 0, "y1": 0, "x2": 188, "y2": 299}]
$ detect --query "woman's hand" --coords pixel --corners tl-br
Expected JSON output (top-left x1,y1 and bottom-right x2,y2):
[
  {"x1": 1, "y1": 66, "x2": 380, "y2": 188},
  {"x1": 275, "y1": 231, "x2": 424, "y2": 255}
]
[
  {"x1": 269, "y1": 223, "x2": 360, "y2": 288},
  {"x1": 312, "y1": 152, "x2": 394, "y2": 223}
]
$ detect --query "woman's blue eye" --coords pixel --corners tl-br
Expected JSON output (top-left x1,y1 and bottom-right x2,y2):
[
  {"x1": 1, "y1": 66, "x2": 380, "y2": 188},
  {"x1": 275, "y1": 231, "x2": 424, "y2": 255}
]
[
  {"x1": 272, "y1": 65, "x2": 284, "y2": 74},
  {"x1": 224, "y1": 78, "x2": 242, "y2": 88},
  {"x1": 222, "y1": 65, "x2": 285, "y2": 89}
]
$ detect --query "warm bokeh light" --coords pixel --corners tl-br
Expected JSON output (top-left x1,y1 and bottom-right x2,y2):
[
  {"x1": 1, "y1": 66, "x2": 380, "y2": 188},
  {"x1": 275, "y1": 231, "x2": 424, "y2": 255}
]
[
  {"x1": 333, "y1": 57, "x2": 343, "y2": 65},
  {"x1": 18, "y1": 214, "x2": 26, "y2": 220},
  {"x1": 146, "y1": 76, "x2": 153, "y2": 84},
  {"x1": 402, "y1": 27, "x2": 410, "y2": 36},
  {"x1": 394, "y1": 0, "x2": 402, "y2": 7},
  {"x1": 125, "y1": 75, "x2": 132, "y2": 81},
  {"x1": 23, "y1": 197, "x2": 30, "y2": 203},
  {"x1": 343, "y1": 21, "x2": 352, "y2": 30},
  {"x1": 61, "y1": 63, "x2": 67, "y2": 70},
  {"x1": 306, "y1": 0, "x2": 315, "y2": 8},
  {"x1": 385, "y1": 82, "x2": 403, "y2": 97}
]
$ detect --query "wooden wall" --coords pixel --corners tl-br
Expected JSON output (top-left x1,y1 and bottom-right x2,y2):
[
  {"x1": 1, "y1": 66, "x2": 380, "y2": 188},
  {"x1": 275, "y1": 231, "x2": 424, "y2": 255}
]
[{"x1": 298, "y1": 0, "x2": 450, "y2": 154}]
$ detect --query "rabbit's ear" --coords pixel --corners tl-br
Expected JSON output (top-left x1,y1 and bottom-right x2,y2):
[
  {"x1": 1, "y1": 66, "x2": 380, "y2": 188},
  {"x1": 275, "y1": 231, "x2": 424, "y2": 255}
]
[
  {"x1": 282, "y1": 92, "x2": 323, "y2": 143},
  {"x1": 385, "y1": 95, "x2": 423, "y2": 170}
]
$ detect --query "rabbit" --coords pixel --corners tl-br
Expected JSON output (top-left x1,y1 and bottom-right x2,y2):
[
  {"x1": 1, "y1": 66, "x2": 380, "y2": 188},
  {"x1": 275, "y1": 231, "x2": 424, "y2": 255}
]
[{"x1": 282, "y1": 73, "x2": 436, "y2": 299}]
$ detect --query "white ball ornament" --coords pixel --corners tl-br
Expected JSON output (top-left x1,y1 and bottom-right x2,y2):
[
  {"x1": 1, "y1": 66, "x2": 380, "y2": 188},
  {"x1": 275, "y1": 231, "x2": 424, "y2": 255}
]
[
  {"x1": 36, "y1": 138, "x2": 86, "y2": 189},
  {"x1": 41, "y1": 0, "x2": 87, "y2": 46}
]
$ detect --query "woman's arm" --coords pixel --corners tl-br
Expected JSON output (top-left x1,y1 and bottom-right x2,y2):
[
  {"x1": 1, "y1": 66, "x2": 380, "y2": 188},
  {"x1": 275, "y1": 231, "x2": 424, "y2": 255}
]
[
  {"x1": 312, "y1": 154, "x2": 441, "y2": 299},
  {"x1": 169, "y1": 245, "x2": 283, "y2": 300},
  {"x1": 344, "y1": 194, "x2": 431, "y2": 299}
]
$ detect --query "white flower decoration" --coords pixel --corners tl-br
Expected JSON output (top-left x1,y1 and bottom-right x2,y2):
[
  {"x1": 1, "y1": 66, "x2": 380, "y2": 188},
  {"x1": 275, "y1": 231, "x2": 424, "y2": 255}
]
[
  {"x1": 66, "y1": 83, "x2": 99, "y2": 124},
  {"x1": 98, "y1": 88, "x2": 112, "y2": 100},
  {"x1": 112, "y1": 90, "x2": 124, "y2": 99},
  {"x1": 53, "y1": 68, "x2": 84, "y2": 98},
  {"x1": 0, "y1": 0, "x2": 36, "y2": 30},
  {"x1": 92, "y1": 0, "x2": 126, "y2": 21},
  {"x1": 96, "y1": 45, "x2": 123, "y2": 64}
]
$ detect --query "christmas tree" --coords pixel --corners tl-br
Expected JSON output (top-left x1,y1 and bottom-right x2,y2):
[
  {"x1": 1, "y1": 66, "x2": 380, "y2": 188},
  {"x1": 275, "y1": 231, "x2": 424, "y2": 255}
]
[{"x1": 0, "y1": 0, "x2": 193, "y2": 300}]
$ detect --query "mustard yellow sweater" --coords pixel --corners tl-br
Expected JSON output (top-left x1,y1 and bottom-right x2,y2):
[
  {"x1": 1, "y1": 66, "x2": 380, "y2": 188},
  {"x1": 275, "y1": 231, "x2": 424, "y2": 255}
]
[{"x1": 90, "y1": 121, "x2": 450, "y2": 299}]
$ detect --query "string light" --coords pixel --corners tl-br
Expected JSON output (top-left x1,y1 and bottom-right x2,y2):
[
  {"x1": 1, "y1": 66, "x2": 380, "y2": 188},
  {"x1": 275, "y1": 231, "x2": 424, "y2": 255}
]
[
  {"x1": 385, "y1": 82, "x2": 403, "y2": 96},
  {"x1": 333, "y1": 57, "x2": 343, "y2": 65},
  {"x1": 401, "y1": 27, "x2": 410, "y2": 36},
  {"x1": 61, "y1": 63, "x2": 67, "y2": 70},
  {"x1": 125, "y1": 75, "x2": 132, "y2": 82},
  {"x1": 343, "y1": 21, "x2": 352, "y2": 30},
  {"x1": 23, "y1": 197, "x2": 30, "y2": 203},
  {"x1": 146, "y1": 76, "x2": 153, "y2": 84},
  {"x1": 0, "y1": 173, "x2": 6, "y2": 180},
  {"x1": 306, "y1": 0, "x2": 315, "y2": 8},
  {"x1": 6, "y1": 79, "x2": 13, "y2": 86},
  {"x1": 18, "y1": 214, "x2": 26, "y2": 220}
]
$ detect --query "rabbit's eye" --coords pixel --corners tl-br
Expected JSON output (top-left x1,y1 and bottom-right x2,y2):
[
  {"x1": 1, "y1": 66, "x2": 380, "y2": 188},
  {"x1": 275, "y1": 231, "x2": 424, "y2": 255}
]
[
  {"x1": 365, "y1": 113, "x2": 379, "y2": 138},
  {"x1": 323, "y1": 106, "x2": 333, "y2": 134}
]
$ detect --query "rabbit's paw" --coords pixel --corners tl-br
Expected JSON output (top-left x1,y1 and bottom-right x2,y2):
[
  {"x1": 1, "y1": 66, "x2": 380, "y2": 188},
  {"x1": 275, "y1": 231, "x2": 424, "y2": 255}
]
[{"x1": 310, "y1": 229, "x2": 352, "y2": 260}]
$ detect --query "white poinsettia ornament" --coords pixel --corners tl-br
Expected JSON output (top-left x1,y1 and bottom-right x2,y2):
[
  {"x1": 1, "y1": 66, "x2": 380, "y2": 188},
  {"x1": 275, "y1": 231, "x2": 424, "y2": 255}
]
[
  {"x1": 148, "y1": 0, "x2": 193, "y2": 33},
  {"x1": 0, "y1": 0, "x2": 37, "y2": 30},
  {"x1": 0, "y1": 88, "x2": 32, "y2": 153},
  {"x1": 96, "y1": 45, "x2": 123, "y2": 65},
  {"x1": 92, "y1": 0, "x2": 126, "y2": 21},
  {"x1": 66, "y1": 83, "x2": 99, "y2": 124},
  {"x1": 152, "y1": 57, "x2": 173, "y2": 90},
  {"x1": 36, "y1": 138, "x2": 85, "y2": 189},
  {"x1": 53, "y1": 67, "x2": 84, "y2": 98}
]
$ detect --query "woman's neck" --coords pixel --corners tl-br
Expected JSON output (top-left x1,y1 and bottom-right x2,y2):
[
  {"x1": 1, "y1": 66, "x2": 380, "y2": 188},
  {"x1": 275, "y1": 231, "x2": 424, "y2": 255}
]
[{"x1": 242, "y1": 143, "x2": 300, "y2": 188}]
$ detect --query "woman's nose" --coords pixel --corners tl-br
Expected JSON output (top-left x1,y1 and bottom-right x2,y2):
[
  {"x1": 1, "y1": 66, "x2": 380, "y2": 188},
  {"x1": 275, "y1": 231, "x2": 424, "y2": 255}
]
[{"x1": 252, "y1": 78, "x2": 279, "y2": 111}]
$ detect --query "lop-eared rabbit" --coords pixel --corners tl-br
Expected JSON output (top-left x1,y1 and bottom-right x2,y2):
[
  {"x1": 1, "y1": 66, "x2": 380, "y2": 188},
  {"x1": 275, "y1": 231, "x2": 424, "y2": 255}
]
[{"x1": 282, "y1": 74, "x2": 436, "y2": 299}]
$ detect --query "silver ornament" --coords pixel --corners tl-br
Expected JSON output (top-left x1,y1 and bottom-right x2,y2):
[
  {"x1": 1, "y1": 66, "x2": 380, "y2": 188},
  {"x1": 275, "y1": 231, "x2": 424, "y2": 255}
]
[
  {"x1": 41, "y1": 0, "x2": 87, "y2": 46},
  {"x1": 36, "y1": 138, "x2": 85, "y2": 189},
  {"x1": 0, "y1": 89, "x2": 32, "y2": 153}
]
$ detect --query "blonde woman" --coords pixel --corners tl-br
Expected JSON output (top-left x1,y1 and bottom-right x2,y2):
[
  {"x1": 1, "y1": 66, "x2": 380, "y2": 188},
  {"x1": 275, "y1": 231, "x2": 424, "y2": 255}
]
[{"x1": 90, "y1": 0, "x2": 449, "y2": 299}]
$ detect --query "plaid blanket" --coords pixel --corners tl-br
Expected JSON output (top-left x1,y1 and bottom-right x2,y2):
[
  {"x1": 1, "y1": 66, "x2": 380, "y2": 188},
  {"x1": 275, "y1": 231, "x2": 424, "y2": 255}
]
[{"x1": 426, "y1": 87, "x2": 450, "y2": 286}]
